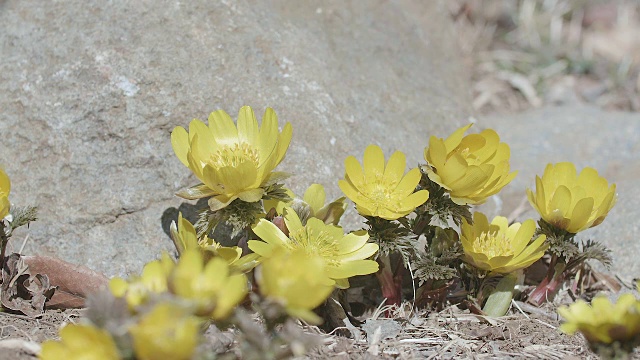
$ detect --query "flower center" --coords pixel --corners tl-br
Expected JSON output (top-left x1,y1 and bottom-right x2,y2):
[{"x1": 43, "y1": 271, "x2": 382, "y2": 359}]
[
  {"x1": 289, "y1": 227, "x2": 340, "y2": 267},
  {"x1": 459, "y1": 147, "x2": 481, "y2": 166},
  {"x1": 210, "y1": 143, "x2": 260, "y2": 169},
  {"x1": 361, "y1": 175, "x2": 399, "y2": 209},
  {"x1": 473, "y1": 231, "x2": 513, "y2": 258}
]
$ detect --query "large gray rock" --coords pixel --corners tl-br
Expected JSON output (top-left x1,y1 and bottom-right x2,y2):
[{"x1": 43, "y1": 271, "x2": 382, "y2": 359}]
[
  {"x1": 480, "y1": 105, "x2": 640, "y2": 279},
  {"x1": 0, "y1": 1, "x2": 471, "y2": 276}
]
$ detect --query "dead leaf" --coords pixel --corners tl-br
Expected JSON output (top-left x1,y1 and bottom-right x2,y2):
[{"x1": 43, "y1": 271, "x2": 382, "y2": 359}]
[
  {"x1": 21, "y1": 255, "x2": 109, "y2": 308},
  {"x1": 1, "y1": 253, "x2": 55, "y2": 317}
]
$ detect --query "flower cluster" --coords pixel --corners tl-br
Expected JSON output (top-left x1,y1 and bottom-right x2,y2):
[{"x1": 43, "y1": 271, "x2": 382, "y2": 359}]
[{"x1": 33, "y1": 106, "x2": 623, "y2": 359}]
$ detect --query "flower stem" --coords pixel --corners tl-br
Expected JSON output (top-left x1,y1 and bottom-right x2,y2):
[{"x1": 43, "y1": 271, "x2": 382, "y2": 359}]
[
  {"x1": 375, "y1": 255, "x2": 403, "y2": 308},
  {"x1": 528, "y1": 262, "x2": 566, "y2": 306}
]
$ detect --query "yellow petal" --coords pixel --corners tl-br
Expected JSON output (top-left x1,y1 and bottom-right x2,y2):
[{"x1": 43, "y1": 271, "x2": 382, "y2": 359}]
[
  {"x1": 327, "y1": 259, "x2": 379, "y2": 279},
  {"x1": 363, "y1": 145, "x2": 385, "y2": 181},
  {"x1": 304, "y1": 184, "x2": 326, "y2": 214},
  {"x1": 383, "y1": 151, "x2": 407, "y2": 185},
  {"x1": 444, "y1": 123, "x2": 473, "y2": 152},
  {"x1": 344, "y1": 156, "x2": 365, "y2": 188},
  {"x1": 208, "y1": 109, "x2": 238, "y2": 144},
  {"x1": 252, "y1": 219, "x2": 291, "y2": 248},
  {"x1": 170, "y1": 126, "x2": 190, "y2": 167},
  {"x1": 237, "y1": 106, "x2": 259, "y2": 147}
]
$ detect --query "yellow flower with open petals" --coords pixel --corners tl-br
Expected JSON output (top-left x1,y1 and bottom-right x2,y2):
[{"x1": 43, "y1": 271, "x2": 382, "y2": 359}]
[
  {"x1": 40, "y1": 324, "x2": 120, "y2": 360},
  {"x1": 461, "y1": 212, "x2": 547, "y2": 274},
  {"x1": 559, "y1": 294, "x2": 640, "y2": 345},
  {"x1": 109, "y1": 253, "x2": 175, "y2": 309},
  {"x1": 169, "y1": 249, "x2": 248, "y2": 320},
  {"x1": 130, "y1": 303, "x2": 202, "y2": 360},
  {"x1": 0, "y1": 167, "x2": 10, "y2": 219},
  {"x1": 171, "y1": 106, "x2": 293, "y2": 211},
  {"x1": 424, "y1": 124, "x2": 516, "y2": 205},
  {"x1": 257, "y1": 249, "x2": 334, "y2": 324},
  {"x1": 339, "y1": 145, "x2": 429, "y2": 220},
  {"x1": 249, "y1": 207, "x2": 379, "y2": 288},
  {"x1": 170, "y1": 212, "x2": 242, "y2": 264},
  {"x1": 527, "y1": 162, "x2": 617, "y2": 234}
]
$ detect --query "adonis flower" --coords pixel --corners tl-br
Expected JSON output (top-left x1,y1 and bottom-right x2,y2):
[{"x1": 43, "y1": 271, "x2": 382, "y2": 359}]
[
  {"x1": 424, "y1": 124, "x2": 516, "y2": 205},
  {"x1": 249, "y1": 207, "x2": 379, "y2": 288},
  {"x1": 257, "y1": 249, "x2": 334, "y2": 324},
  {"x1": 109, "y1": 253, "x2": 175, "y2": 309},
  {"x1": 527, "y1": 162, "x2": 617, "y2": 234},
  {"x1": 130, "y1": 303, "x2": 202, "y2": 360},
  {"x1": 264, "y1": 184, "x2": 347, "y2": 225},
  {"x1": 558, "y1": 294, "x2": 640, "y2": 345},
  {"x1": 169, "y1": 249, "x2": 248, "y2": 320},
  {"x1": 170, "y1": 212, "x2": 242, "y2": 264},
  {"x1": 339, "y1": 145, "x2": 430, "y2": 220},
  {"x1": 171, "y1": 106, "x2": 293, "y2": 211},
  {"x1": 461, "y1": 212, "x2": 547, "y2": 274},
  {"x1": 40, "y1": 324, "x2": 120, "y2": 360},
  {"x1": 0, "y1": 167, "x2": 10, "y2": 219}
]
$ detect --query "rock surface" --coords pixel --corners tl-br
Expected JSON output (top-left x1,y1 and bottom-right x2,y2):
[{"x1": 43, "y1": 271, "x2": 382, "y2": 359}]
[
  {"x1": 480, "y1": 105, "x2": 640, "y2": 279},
  {"x1": 0, "y1": 1, "x2": 471, "y2": 276}
]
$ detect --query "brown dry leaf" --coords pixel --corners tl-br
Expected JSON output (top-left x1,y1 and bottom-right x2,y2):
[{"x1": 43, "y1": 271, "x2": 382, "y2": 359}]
[
  {"x1": 21, "y1": 255, "x2": 109, "y2": 309},
  {"x1": 1, "y1": 253, "x2": 55, "y2": 317}
]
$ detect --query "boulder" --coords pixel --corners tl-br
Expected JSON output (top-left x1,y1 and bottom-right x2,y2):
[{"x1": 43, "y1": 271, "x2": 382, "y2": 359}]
[{"x1": 0, "y1": 0, "x2": 471, "y2": 276}]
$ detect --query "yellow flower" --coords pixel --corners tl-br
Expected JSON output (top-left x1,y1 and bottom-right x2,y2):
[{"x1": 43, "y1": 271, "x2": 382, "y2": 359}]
[
  {"x1": 130, "y1": 303, "x2": 202, "y2": 360},
  {"x1": 527, "y1": 162, "x2": 617, "y2": 234},
  {"x1": 424, "y1": 124, "x2": 516, "y2": 205},
  {"x1": 558, "y1": 294, "x2": 640, "y2": 345},
  {"x1": 171, "y1": 106, "x2": 293, "y2": 211},
  {"x1": 339, "y1": 145, "x2": 430, "y2": 220},
  {"x1": 170, "y1": 212, "x2": 242, "y2": 264},
  {"x1": 40, "y1": 324, "x2": 120, "y2": 360},
  {"x1": 109, "y1": 253, "x2": 175, "y2": 309},
  {"x1": 461, "y1": 212, "x2": 548, "y2": 274},
  {"x1": 249, "y1": 207, "x2": 379, "y2": 288},
  {"x1": 0, "y1": 167, "x2": 10, "y2": 219},
  {"x1": 264, "y1": 184, "x2": 347, "y2": 225},
  {"x1": 258, "y1": 249, "x2": 334, "y2": 324},
  {"x1": 169, "y1": 249, "x2": 248, "y2": 320}
]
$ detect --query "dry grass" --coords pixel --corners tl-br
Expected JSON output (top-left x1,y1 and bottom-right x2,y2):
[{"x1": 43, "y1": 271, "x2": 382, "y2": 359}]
[{"x1": 451, "y1": 0, "x2": 640, "y2": 114}]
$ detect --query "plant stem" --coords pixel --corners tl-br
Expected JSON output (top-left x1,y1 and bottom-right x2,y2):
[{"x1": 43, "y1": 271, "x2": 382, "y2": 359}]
[{"x1": 375, "y1": 255, "x2": 402, "y2": 308}]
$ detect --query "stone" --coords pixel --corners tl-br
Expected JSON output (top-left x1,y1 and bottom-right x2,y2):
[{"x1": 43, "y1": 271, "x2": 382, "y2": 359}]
[
  {"x1": 479, "y1": 105, "x2": 640, "y2": 279},
  {"x1": 0, "y1": 1, "x2": 471, "y2": 277}
]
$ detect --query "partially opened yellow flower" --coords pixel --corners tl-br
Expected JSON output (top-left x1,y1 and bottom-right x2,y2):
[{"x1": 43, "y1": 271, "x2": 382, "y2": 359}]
[
  {"x1": 339, "y1": 145, "x2": 430, "y2": 220},
  {"x1": 264, "y1": 184, "x2": 347, "y2": 225},
  {"x1": 559, "y1": 294, "x2": 640, "y2": 345},
  {"x1": 461, "y1": 212, "x2": 547, "y2": 274},
  {"x1": 0, "y1": 167, "x2": 10, "y2": 219},
  {"x1": 109, "y1": 253, "x2": 175, "y2": 309},
  {"x1": 257, "y1": 249, "x2": 334, "y2": 324},
  {"x1": 527, "y1": 162, "x2": 617, "y2": 234},
  {"x1": 169, "y1": 249, "x2": 248, "y2": 320},
  {"x1": 170, "y1": 212, "x2": 242, "y2": 264},
  {"x1": 249, "y1": 207, "x2": 379, "y2": 288},
  {"x1": 424, "y1": 124, "x2": 516, "y2": 205},
  {"x1": 171, "y1": 106, "x2": 293, "y2": 210},
  {"x1": 40, "y1": 324, "x2": 120, "y2": 360},
  {"x1": 130, "y1": 303, "x2": 202, "y2": 360}
]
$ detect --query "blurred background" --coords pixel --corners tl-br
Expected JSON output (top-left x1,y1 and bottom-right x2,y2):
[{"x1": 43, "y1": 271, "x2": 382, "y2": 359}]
[{"x1": 452, "y1": 0, "x2": 639, "y2": 114}]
